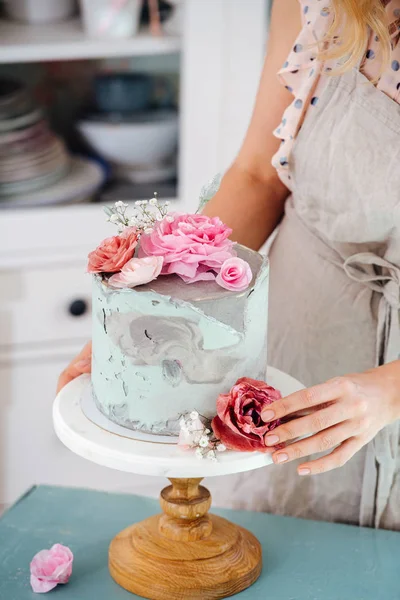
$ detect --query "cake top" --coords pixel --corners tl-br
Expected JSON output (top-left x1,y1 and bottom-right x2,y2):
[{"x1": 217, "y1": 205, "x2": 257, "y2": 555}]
[{"x1": 87, "y1": 195, "x2": 259, "y2": 296}]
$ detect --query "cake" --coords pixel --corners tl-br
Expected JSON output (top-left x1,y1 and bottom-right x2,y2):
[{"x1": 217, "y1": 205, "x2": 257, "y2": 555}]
[{"x1": 88, "y1": 198, "x2": 269, "y2": 437}]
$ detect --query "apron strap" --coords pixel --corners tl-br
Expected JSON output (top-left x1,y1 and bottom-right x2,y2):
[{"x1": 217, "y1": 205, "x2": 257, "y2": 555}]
[{"x1": 342, "y1": 252, "x2": 400, "y2": 527}]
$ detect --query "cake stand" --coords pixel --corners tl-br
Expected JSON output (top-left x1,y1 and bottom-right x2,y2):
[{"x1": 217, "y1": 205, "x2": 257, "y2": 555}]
[{"x1": 53, "y1": 367, "x2": 304, "y2": 600}]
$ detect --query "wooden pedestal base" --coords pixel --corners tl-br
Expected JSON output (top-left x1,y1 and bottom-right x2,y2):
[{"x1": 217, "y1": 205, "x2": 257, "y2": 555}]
[{"x1": 109, "y1": 478, "x2": 262, "y2": 600}]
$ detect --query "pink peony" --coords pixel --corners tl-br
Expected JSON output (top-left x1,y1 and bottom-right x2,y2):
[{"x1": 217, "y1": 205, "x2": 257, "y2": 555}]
[
  {"x1": 30, "y1": 543, "x2": 73, "y2": 594},
  {"x1": 216, "y1": 257, "x2": 252, "y2": 292},
  {"x1": 139, "y1": 213, "x2": 235, "y2": 283},
  {"x1": 87, "y1": 227, "x2": 138, "y2": 273},
  {"x1": 211, "y1": 377, "x2": 282, "y2": 452},
  {"x1": 108, "y1": 256, "x2": 163, "y2": 288}
]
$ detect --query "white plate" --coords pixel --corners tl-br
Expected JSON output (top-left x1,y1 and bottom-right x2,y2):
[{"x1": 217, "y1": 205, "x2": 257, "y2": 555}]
[
  {"x1": 0, "y1": 156, "x2": 104, "y2": 208},
  {"x1": 0, "y1": 107, "x2": 43, "y2": 132},
  {"x1": 53, "y1": 367, "x2": 305, "y2": 479}
]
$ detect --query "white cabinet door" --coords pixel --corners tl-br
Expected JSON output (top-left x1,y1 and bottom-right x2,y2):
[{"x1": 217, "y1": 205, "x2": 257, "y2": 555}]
[
  {"x1": 0, "y1": 263, "x2": 92, "y2": 348},
  {"x1": 0, "y1": 355, "x2": 164, "y2": 508}
]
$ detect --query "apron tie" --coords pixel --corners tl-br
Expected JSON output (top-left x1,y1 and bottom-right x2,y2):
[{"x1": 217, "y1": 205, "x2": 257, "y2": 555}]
[{"x1": 342, "y1": 252, "x2": 400, "y2": 528}]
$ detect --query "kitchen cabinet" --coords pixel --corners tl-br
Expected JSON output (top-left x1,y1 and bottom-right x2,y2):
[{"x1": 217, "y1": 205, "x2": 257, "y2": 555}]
[{"x1": 0, "y1": 0, "x2": 271, "y2": 509}]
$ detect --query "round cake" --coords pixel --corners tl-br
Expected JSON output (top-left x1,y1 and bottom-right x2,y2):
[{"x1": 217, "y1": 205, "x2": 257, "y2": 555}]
[{"x1": 91, "y1": 245, "x2": 269, "y2": 436}]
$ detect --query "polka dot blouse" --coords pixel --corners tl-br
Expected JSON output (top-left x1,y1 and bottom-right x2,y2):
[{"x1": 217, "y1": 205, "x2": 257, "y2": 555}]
[{"x1": 272, "y1": 0, "x2": 400, "y2": 187}]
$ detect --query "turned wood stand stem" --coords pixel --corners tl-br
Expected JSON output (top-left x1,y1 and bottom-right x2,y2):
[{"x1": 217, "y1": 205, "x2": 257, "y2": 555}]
[
  {"x1": 159, "y1": 478, "x2": 212, "y2": 541},
  {"x1": 108, "y1": 477, "x2": 262, "y2": 600}
]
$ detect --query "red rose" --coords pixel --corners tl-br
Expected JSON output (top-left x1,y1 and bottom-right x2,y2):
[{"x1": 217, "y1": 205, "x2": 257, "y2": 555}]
[
  {"x1": 87, "y1": 227, "x2": 138, "y2": 273},
  {"x1": 211, "y1": 377, "x2": 282, "y2": 452}
]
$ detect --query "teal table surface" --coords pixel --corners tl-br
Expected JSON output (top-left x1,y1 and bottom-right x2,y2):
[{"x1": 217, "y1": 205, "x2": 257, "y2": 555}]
[{"x1": 0, "y1": 485, "x2": 399, "y2": 600}]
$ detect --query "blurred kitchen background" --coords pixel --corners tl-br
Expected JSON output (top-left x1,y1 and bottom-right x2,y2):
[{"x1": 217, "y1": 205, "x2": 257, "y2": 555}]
[{"x1": 0, "y1": 0, "x2": 271, "y2": 512}]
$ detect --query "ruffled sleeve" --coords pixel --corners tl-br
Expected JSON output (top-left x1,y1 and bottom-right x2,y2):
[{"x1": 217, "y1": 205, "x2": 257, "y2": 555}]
[{"x1": 272, "y1": 0, "x2": 333, "y2": 188}]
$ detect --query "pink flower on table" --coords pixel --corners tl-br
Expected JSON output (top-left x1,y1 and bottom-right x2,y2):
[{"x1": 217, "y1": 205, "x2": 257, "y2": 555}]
[
  {"x1": 211, "y1": 378, "x2": 282, "y2": 452},
  {"x1": 139, "y1": 213, "x2": 235, "y2": 283},
  {"x1": 216, "y1": 257, "x2": 252, "y2": 292},
  {"x1": 87, "y1": 227, "x2": 138, "y2": 273},
  {"x1": 30, "y1": 543, "x2": 73, "y2": 594},
  {"x1": 108, "y1": 256, "x2": 163, "y2": 288}
]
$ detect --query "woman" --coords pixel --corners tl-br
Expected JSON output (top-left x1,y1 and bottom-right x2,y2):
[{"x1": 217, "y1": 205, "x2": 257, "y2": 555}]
[{"x1": 58, "y1": 0, "x2": 400, "y2": 530}]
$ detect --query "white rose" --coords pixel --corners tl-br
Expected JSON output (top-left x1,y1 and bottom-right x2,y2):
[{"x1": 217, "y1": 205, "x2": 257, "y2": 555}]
[{"x1": 108, "y1": 256, "x2": 163, "y2": 289}]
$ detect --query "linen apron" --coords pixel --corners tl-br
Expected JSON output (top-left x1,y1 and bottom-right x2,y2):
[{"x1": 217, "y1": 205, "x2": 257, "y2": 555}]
[{"x1": 207, "y1": 66, "x2": 400, "y2": 530}]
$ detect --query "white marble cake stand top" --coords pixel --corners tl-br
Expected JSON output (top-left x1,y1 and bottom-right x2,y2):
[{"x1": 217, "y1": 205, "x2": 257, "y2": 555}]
[{"x1": 53, "y1": 367, "x2": 304, "y2": 478}]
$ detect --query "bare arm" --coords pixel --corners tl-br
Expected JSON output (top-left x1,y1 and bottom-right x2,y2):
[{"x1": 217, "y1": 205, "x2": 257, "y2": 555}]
[{"x1": 203, "y1": 0, "x2": 302, "y2": 250}]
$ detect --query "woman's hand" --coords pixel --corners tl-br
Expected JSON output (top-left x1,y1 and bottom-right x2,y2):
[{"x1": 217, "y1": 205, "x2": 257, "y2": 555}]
[
  {"x1": 262, "y1": 361, "x2": 400, "y2": 476},
  {"x1": 56, "y1": 341, "x2": 92, "y2": 394}
]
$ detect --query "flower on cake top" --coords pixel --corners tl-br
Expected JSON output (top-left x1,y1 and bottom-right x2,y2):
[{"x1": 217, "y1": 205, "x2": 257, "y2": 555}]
[
  {"x1": 87, "y1": 194, "x2": 253, "y2": 290},
  {"x1": 216, "y1": 257, "x2": 253, "y2": 291},
  {"x1": 108, "y1": 256, "x2": 163, "y2": 288},
  {"x1": 139, "y1": 213, "x2": 235, "y2": 283},
  {"x1": 87, "y1": 226, "x2": 138, "y2": 273}
]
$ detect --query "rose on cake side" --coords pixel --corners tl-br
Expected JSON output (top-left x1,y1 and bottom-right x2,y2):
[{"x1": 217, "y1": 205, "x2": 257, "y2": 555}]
[
  {"x1": 178, "y1": 378, "x2": 282, "y2": 460},
  {"x1": 211, "y1": 378, "x2": 282, "y2": 452}
]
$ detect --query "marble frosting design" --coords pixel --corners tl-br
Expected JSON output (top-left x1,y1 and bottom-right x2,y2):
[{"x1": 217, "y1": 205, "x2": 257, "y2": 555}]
[{"x1": 91, "y1": 245, "x2": 269, "y2": 435}]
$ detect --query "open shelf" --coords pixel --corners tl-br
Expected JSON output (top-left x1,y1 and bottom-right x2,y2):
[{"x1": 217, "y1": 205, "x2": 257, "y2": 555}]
[{"x1": 0, "y1": 18, "x2": 181, "y2": 63}]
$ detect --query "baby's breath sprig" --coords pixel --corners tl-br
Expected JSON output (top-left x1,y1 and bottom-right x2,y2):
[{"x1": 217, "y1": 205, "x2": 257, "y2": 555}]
[
  {"x1": 104, "y1": 193, "x2": 172, "y2": 235},
  {"x1": 104, "y1": 201, "x2": 130, "y2": 231},
  {"x1": 179, "y1": 410, "x2": 226, "y2": 461}
]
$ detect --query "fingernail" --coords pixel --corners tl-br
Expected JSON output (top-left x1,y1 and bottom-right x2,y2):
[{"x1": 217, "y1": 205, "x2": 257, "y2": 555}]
[
  {"x1": 262, "y1": 410, "x2": 275, "y2": 422},
  {"x1": 275, "y1": 453, "x2": 288, "y2": 464},
  {"x1": 76, "y1": 359, "x2": 91, "y2": 369},
  {"x1": 298, "y1": 468, "x2": 311, "y2": 476},
  {"x1": 265, "y1": 434, "x2": 279, "y2": 446}
]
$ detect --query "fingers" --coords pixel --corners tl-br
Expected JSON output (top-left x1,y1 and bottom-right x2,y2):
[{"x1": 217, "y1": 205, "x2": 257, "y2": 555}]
[
  {"x1": 271, "y1": 421, "x2": 361, "y2": 466},
  {"x1": 76, "y1": 340, "x2": 92, "y2": 362},
  {"x1": 265, "y1": 402, "x2": 355, "y2": 446},
  {"x1": 56, "y1": 341, "x2": 92, "y2": 394},
  {"x1": 261, "y1": 377, "x2": 352, "y2": 422},
  {"x1": 296, "y1": 437, "x2": 363, "y2": 476}
]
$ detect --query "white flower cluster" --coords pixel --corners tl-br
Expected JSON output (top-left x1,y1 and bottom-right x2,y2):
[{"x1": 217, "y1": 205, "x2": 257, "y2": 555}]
[
  {"x1": 104, "y1": 194, "x2": 172, "y2": 234},
  {"x1": 179, "y1": 411, "x2": 226, "y2": 461}
]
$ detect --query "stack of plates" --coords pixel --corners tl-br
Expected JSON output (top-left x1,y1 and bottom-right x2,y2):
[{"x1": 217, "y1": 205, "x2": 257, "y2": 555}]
[{"x1": 0, "y1": 78, "x2": 104, "y2": 208}]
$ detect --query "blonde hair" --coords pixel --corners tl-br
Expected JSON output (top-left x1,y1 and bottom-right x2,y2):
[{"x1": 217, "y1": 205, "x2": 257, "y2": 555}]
[{"x1": 323, "y1": 0, "x2": 391, "y2": 73}]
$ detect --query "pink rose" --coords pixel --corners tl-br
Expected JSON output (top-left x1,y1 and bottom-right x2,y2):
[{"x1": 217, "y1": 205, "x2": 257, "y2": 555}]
[
  {"x1": 108, "y1": 256, "x2": 163, "y2": 288},
  {"x1": 211, "y1": 377, "x2": 282, "y2": 452},
  {"x1": 139, "y1": 213, "x2": 235, "y2": 283},
  {"x1": 30, "y1": 543, "x2": 73, "y2": 594},
  {"x1": 87, "y1": 227, "x2": 138, "y2": 273},
  {"x1": 216, "y1": 257, "x2": 252, "y2": 292}
]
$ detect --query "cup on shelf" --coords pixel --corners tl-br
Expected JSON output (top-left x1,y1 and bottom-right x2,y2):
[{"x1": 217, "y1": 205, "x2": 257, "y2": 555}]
[
  {"x1": 94, "y1": 73, "x2": 153, "y2": 114},
  {"x1": 94, "y1": 73, "x2": 175, "y2": 114},
  {"x1": 79, "y1": 0, "x2": 142, "y2": 38},
  {"x1": 3, "y1": 0, "x2": 76, "y2": 24}
]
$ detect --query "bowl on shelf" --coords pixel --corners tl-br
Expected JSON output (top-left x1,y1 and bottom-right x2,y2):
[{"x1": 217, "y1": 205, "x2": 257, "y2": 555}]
[
  {"x1": 3, "y1": 0, "x2": 76, "y2": 24},
  {"x1": 77, "y1": 109, "x2": 179, "y2": 167}
]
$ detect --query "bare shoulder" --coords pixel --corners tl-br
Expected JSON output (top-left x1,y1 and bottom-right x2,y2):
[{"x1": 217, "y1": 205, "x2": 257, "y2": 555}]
[
  {"x1": 236, "y1": 0, "x2": 302, "y2": 182},
  {"x1": 269, "y1": 0, "x2": 303, "y2": 57}
]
